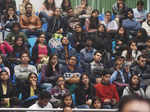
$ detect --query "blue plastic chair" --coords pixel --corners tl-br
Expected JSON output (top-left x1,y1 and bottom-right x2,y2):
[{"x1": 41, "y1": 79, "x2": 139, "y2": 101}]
[
  {"x1": 42, "y1": 23, "x2": 48, "y2": 32},
  {"x1": 28, "y1": 36, "x2": 37, "y2": 56}
]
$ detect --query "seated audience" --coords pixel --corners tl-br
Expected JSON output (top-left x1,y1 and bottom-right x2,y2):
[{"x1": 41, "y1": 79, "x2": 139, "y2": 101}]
[
  {"x1": 20, "y1": 3, "x2": 42, "y2": 37},
  {"x1": 5, "y1": 22, "x2": 28, "y2": 46},
  {"x1": 41, "y1": 54, "x2": 60, "y2": 90},
  {"x1": 90, "y1": 51, "x2": 104, "y2": 83},
  {"x1": 56, "y1": 37, "x2": 77, "y2": 66},
  {"x1": 61, "y1": 56, "x2": 83, "y2": 93},
  {"x1": 75, "y1": 73, "x2": 95, "y2": 108},
  {"x1": 0, "y1": 69, "x2": 18, "y2": 107},
  {"x1": 21, "y1": 72, "x2": 41, "y2": 107},
  {"x1": 50, "y1": 76, "x2": 70, "y2": 108},
  {"x1": 122, "y1": 73, "x2": 145, "y2": 97},
  {"x1": 39, "y1": 0, "x2": 55, "y2": 23},
  {"x1": 95, "y1": 69, "x2": 119, "y2": 109},
  {"x1": 133, "y1": 0, "x2": 147, "y2": 24},
  {"x1": 142, "y1": 12, "x2": 150, "y2": 37},
  {"x1": 28, "y1": 90, "x2": 53, "y2": 109},
  {"x1": 14, "y1": 52, "x2": 37, "y2": 82},
  {"x1": 91, "y1": 96, "x2": 102, "y2": 109},
  {"x1": 32, "y1": 33, "x2": 51, "y2": 64}
]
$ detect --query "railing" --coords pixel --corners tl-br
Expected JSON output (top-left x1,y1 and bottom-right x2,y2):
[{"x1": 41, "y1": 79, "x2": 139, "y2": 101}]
[{"x1": 0, "y1": 108, "x2": 118, "y2": 112}]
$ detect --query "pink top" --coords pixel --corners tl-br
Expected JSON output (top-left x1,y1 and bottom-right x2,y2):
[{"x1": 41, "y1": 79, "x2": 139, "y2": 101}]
[
  {"x1": 37, "y1": 45, "x2": 48, "y2": 63},
  {"x1": 0, "y1": 41, "x2": 13, "y2": 56}
]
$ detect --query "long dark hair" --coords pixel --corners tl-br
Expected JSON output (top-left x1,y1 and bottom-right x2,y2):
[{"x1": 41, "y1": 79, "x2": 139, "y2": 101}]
[
  {"x1": 27, "y1": 72, "x2": 38, "y2": 85},
  {"x1": 62, "y1": 93, "x2": 73, "y2": 108},
  {"x1": 129, "y1": 74, "x2": 140, "y2": 93},
  {"x1": 3, "y1": 5, "x2": 18, "y2": 23},
  {"x1": 61, "y1": 0, "x2": 71, "y2": 12},
  {"x1": 79, "y1": 73, "x2": 90, "y2": 87},
  {"x1": 126, "y1": 41, "x2": 138, "y2": 60},
  {"x1": 43, "y1": 0, "x2": 55, "y2": 10},
  {"x1": 45, "y1": 54, "x2": 59, "y2": 77},
  {"x1": 89, "y1": 9, "x2": 99, "y2": 29}
]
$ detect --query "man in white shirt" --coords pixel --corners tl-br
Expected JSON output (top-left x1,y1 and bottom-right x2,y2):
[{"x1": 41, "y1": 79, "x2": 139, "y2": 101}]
[
  {"x1": 133, "y1": 0, "x2": 147, "y2": 24},
  {"x1": 142, "y1": 12, "x2": 150, "y2": 37},
  {"x1": 28, "y1": 91, "x2": 53, "y2": 112}
]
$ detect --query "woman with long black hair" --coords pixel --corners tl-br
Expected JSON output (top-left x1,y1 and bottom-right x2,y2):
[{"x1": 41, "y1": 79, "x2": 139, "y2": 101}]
[
  {"x1": 41, "y1": 54, "x2": 60, "y2": 90},
  {"x1": 122, "y1": 74, "x2": 145, "y2": 97},
  {"x1": 39, "y1": 0, "x2": 55, "y2": 23}
]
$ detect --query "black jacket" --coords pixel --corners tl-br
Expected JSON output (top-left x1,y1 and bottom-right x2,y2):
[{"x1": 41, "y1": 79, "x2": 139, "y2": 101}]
[{"x1": 75, "y1": 83, "x2": 95, "y2": 106}]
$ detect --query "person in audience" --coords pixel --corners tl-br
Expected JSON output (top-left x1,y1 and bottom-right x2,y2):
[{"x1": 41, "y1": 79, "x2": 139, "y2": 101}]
[
  {"x1": 94, "y1": 24, "x2": 111, "y2": 53},
  {"x1": 41, "y1": 54, "x2": 60, "y2": 90},
  {"x1": 5, "y1": 22, "x2": 28, "y2": 46},
  {"x1": 91, "y1": 96, "x2": 102, "y2": 109},
  {"x1": 0, "y1": 55, "x2": 10, "y2": 76},
  {"x1": 56, "y1": 37, "x2": 77, "y2": 66},
  {"x1": 95, "y1": 69, "x2": 119, "y2": 109},
  {"x1": 142, "y1": 12, "x2": 150, "y2": 37},
  {"x1": 47, "y1": 8, "x2": 64, "y2": 39},
  {"x1": 112, "y1": 0, "x2": 128, "y2": 22},
  {"x1": 63, "y1": 106, "x2": 72, "y2": 112},
  {"x1": 122, "y1": 73, "x2": 145, "y2": 97},
  {"x1": 32, "y1": 32, "x2": 51, "y2": 64},
  {"x1": 63, "y1": 7, "x2": 80, "y2": 33},
  {"x1": 21, "y1": 72, "x2": 41, "y2": 107},
  {"x1": 14, "y1": 52, "x2": 37, "y2": 83},
  {"x1": 80, "y1": 38, "x2": 96, "y2": 73},
  {"x1": 0, "y1": 40, "x2": 13, "y2": 56},
  {"x1": 50, "y1": 76, "x2": 70, "y2": 108},
  {"x1": 121, "y1": 41, "x2": 142, "y2": 65},
  {"x1": 85, "y1": 9, "x2": 99, "y2": 32},
  {"x1": 113, "y1": 26, "x2": 128, "y2": 57},
  {"x1": 119, "y1": 95, "x2": 150, "y2": 112},
  {"x1": 71, "y1": 24, "x2": 86, "y2": 53},
  {"x1": 142, "y1": 39, "x2": 150, "y2": 65},
  {"x1": 0, "y1": 69, "x2": 18, "y2": 107},
  {"x1": 7, "y1": 36, "x2": 29, "y2": 66},
  {"x1": 1, "y1": 0, "x2": 16, "y2": 15},
  {"x1": 1, "y1": 5, "x2": 19, "y2": 38},
  {"x1": 39, "y1": 0, "x2": 55, "y2": 23},
  {"x1": 133, "y1": 0, "x2": 147, "y2": 24},
  {"x1": 28, "y1": 90, "x2": 53, "y2": 109},
  {"x1": 100, "y1": 10, "x2": 118, "y2": 33},
  {"x1": 110, "y1": 56, "x2": 130, "y2": 97},
  {"x1": 90, "y1": 51, "x2": 104, "y2": 83},
  {"x1": 61, "y1": 0, "x2": 72, "y2": 14},
  {"x1": 74, "y1": 0, "x2": 92, "y2": 17},
  {"x1": 20, "y1": 2, "x2": 42, "y2": 37},
  {"x1": 61, "y1": 55, "x2": 83, "y2": 93},
  {"x1": 19, "y1": 0, "x2": 34, "y2": 15},
  {"x1": 133, "y1": 28, "x2": 147, "y2": 51},
  {"x1": 122, "y1": 8, "x2": 141, "y2": 38},
  {"x1": 61, "y1": 93, "x2": 73, "y2": 108},
  {"x1": 130, "y1": 55, "x2": 150, "y2": 87},
  {"x1": 75, "y1": 73, "x2": 95, "y2": 108}
]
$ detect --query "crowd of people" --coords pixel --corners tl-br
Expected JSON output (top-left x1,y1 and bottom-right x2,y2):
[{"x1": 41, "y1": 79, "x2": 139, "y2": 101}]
[{"x1": 0, "y1": 0, "x2": 150, "y2": 110}]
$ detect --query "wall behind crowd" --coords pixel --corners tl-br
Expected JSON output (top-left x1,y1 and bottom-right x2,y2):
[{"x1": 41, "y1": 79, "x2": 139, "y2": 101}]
[
  {"x1": 15, "y1": 0, "x2": 148, "y2": 13},
  {"x1": 70, "y1": 0, "x2": 148, "y2": 13}
]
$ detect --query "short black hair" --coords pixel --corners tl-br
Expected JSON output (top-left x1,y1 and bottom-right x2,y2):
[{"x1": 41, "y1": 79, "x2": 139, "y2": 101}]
[
  {"x1": 25, "y1": 2, "x2": 32, "y2": 9},
  {"x1": 137, "y1": 0, "x2": 144, "y2": 6},
  {"x1": 119, "y1": 95, "x2": 150, "y2": 112},
  {"x1": 105, "y1": 10, "x2": 111, "y2": 15},
  {"x1": 38, "y1": 91, "x2": 51, "y2": 99},
  {"x1": 94, "y1": 50, "x2": 103, "y2": 56},
  {"x1": 102, "y1": 69, "x2": 112, "y2": 76}
]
